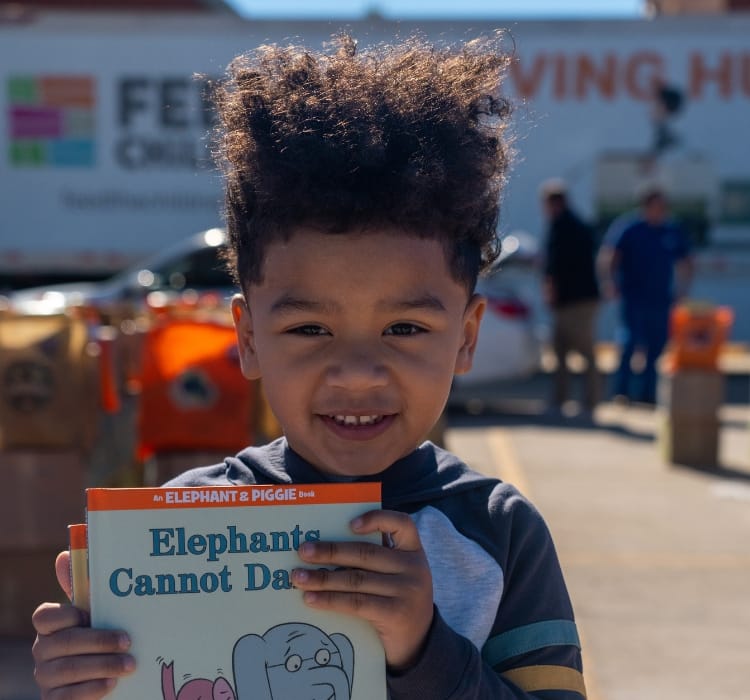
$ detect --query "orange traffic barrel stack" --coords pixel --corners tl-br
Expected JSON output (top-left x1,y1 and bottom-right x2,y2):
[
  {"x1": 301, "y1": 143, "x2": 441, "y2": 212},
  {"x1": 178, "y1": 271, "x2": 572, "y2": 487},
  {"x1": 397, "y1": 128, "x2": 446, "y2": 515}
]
[
  {"x1": 666, "y1": 302, "x2": 734, "y2": 372},
  {"x1": 658, "y1": 302, "x2": 734, "y2": 469}
]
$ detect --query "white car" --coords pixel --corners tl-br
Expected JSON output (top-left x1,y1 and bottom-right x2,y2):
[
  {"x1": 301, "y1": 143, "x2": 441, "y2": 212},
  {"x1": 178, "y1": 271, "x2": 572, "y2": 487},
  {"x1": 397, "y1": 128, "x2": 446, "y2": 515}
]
[
  {"x1": 452, "y1": 232, "x2": 543, "y2": 387},
  {"x1": 7, "y1": 228, "x2": 234, "y2": 316}
]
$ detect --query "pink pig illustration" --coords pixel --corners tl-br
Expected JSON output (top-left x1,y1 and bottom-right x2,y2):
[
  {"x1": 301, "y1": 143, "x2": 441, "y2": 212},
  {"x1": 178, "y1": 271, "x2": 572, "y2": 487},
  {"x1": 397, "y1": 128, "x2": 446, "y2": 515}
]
[{"x1": 161, "y1": 661, "x2": 236, "y2": 700}]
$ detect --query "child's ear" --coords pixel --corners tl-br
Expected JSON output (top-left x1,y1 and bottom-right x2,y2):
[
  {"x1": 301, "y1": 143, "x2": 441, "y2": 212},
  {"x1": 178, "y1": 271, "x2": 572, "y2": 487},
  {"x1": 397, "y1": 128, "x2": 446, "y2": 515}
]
[
  {"x1": 231, "y1": 294, "x2": 262, "y2": 380},
  {"x1": 454, "y1": 294, "x2": 485, "y2": 375}
]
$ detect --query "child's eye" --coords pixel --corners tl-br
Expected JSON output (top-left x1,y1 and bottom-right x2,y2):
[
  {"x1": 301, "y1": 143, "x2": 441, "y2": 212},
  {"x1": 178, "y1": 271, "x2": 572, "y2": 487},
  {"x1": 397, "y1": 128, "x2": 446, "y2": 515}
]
[
  {"x1": 384, "y1": 323, "x2": 426, "y2": 336},
  {"x1": 288, "y1": 325, "x2": 330, "y2": 336}
]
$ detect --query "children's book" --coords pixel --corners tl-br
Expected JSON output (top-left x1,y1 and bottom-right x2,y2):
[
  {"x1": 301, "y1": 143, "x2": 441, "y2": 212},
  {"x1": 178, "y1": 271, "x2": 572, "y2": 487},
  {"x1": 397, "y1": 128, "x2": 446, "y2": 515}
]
[
  {"x1": 67, "y1": 523, "x2": 89, "y2": 612},
  {"x1": 83, "y1": 483, "x2": 386, "y2": 700}
]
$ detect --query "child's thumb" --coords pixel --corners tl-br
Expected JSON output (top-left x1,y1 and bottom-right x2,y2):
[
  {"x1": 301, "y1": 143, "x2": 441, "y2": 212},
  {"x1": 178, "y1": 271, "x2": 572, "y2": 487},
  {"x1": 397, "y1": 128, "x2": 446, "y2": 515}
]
[{"x1": 55, "y1": 550, "x2": 73, "y2": 602}]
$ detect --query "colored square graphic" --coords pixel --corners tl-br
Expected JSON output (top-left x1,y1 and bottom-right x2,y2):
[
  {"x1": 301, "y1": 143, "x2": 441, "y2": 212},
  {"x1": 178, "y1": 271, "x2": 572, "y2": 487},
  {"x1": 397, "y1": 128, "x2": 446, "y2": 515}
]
[
  {"x1": 10, "y1": 107, "x2": 62, "y2": 139},
  {"x1": 7, "y1": 75, "x2": 96, "y2": 167}
]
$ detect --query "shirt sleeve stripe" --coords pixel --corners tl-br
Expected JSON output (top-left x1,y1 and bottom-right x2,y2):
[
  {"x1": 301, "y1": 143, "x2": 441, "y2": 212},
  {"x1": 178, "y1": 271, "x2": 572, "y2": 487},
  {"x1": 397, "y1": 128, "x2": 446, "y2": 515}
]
[
  {"x1": 502, "y1": 664, "x2": 587, "y2": 698},
  {"x1": 482, "y1": 619, "x2": 581, "y2": 667}
]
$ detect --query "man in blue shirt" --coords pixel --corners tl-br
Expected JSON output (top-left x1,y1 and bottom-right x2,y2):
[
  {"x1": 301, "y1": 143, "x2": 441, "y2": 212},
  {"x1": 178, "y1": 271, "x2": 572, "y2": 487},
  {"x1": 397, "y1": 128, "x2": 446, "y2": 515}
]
[{"x1": 600, "y1": 184, "x2": 694, "y2": 404}]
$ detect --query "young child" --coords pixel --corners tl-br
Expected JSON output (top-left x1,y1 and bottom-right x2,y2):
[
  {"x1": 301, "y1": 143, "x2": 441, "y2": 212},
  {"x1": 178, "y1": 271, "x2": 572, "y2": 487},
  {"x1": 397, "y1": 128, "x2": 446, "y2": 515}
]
[{"x1": 32, "y1": 35, "x2": 586, "y2": 699}]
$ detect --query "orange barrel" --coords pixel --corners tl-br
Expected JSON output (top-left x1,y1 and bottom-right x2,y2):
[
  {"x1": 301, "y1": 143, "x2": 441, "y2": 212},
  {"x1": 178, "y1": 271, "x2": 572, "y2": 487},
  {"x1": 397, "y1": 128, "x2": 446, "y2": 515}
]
[
  {"x1": 135, "y1": 316, "x2": 254, "y2": 459},
  {"x1": 666, "y1": 302, "x2": 733, "y2": 372}
]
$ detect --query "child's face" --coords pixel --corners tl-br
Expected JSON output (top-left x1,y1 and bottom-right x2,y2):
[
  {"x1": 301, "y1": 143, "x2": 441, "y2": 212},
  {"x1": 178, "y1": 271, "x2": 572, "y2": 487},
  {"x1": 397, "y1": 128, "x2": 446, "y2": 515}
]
[{"x1": 232, "y1": 228, "x2": 485, "y2": 478}]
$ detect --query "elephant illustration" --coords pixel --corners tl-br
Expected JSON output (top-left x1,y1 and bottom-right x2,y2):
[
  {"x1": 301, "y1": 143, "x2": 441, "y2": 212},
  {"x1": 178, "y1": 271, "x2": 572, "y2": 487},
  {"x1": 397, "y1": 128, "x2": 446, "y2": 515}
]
[
  {"x1": 232, "y1": 623, "x2": 354, "y2": 700},
  {"x1": 161, "y1": 661, "x2": 235, "y2": 700}
]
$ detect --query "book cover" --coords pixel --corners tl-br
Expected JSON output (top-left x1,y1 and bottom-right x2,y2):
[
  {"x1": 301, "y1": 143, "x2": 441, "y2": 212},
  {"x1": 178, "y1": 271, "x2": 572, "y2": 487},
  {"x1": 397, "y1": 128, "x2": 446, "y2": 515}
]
[{"x1": 86, "y1": 483, "x2": 386, "y2": 700}]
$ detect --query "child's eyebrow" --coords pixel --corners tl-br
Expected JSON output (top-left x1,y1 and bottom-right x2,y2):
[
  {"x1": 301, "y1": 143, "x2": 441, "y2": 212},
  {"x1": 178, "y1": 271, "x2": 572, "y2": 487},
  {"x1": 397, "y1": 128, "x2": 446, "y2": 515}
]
[
  {"x1": 377, "y1": 294, "x2": 447, "y2": 313},
  {"x1": 269, "y1": 295, "x2": 338, "y2": 315},
  {"x1": 268, "y1": 294, "x2": 446, "y2": 315}
]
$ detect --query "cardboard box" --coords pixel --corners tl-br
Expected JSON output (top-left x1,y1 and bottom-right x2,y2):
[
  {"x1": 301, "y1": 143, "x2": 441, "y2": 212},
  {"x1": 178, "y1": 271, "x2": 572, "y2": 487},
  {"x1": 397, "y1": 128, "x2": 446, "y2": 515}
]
[
  {"x1": 0, "y1": 314, "x2": 99, "y2": 451},
  {"x1": 0, "y1": 451, "x2": 85, "y2": 550},
  {"x1": 658, "y1": 413, "x2": 720, "y2": 468},
  {"x1": 657, "y1": 370, "x2": 725, "y2": 419},
  {"x1": 0, "y1": 548, "x2": 66, "y2": 637}
]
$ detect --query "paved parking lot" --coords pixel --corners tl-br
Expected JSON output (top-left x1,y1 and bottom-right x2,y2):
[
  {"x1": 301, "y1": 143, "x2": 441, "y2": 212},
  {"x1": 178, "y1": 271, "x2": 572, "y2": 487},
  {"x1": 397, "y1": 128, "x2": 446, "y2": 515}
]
[{"x1": 447, "y1": 397, "x2": 750, "y2": 700}]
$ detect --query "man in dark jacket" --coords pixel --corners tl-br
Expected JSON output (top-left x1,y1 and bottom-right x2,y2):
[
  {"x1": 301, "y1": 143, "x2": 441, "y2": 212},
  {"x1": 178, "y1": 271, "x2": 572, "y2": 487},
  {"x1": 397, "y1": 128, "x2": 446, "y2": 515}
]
[{"x1": 541, "y1": 178, "x2": 601, "y2": 414}]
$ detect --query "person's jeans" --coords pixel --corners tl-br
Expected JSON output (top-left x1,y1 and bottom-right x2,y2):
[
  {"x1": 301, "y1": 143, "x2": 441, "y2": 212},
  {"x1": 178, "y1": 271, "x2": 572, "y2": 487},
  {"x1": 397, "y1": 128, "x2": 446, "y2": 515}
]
[{"x1": 614, "y1": 300, "x2": 670, "y2": 403}]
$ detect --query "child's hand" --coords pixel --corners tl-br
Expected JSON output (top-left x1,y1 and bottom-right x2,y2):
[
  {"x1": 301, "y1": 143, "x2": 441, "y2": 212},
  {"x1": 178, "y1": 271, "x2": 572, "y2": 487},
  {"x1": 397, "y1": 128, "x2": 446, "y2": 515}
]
[
  {"x1": 31, "y1": 551, "x2": 135, "y2": 699},
  {"x1": 293, "y1": 509, "x2": 433, "y2": 671}
]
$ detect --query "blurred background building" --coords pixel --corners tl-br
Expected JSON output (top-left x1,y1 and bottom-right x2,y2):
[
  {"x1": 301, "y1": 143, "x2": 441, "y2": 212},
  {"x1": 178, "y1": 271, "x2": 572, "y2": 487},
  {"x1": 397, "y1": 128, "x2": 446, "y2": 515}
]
[
  {"x1": 2, "y1": 0, "x2": 749, "y2": 340},
  {"x1": 1, "y1": 0, "x2": 236, "y2": 11}
]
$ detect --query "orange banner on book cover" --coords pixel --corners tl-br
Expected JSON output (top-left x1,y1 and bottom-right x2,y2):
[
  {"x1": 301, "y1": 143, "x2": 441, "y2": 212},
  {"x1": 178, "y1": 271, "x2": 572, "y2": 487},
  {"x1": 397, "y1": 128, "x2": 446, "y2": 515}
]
[
  {"x1": 68, "y1": 523, "x2": 87, "y2": 549},
  {"x1": 87, "y1": 483, "x2": 382, "y2": 511}
]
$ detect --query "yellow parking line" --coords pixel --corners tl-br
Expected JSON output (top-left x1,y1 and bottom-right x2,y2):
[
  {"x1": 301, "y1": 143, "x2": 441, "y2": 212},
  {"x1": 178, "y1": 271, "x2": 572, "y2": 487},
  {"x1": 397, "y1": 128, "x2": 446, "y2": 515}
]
[
  {"x1": 485, "y1": 428, "x2": 603, "y2": 700},
  {"x1": 485, "y1": 428, "x2": 532, "y2": 496},
  {"x1": 559, "y1": 550, "x2": 750, "y2": 570}
]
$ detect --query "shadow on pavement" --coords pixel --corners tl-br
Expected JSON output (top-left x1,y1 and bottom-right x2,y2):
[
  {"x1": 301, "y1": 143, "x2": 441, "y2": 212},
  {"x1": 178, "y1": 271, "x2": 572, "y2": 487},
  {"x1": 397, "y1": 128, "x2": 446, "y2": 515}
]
[
  {"x1": 674, "y1": 460, "x2": 750, "y2": 483},
  {"x1": 446, "y1": 395, "x2": 750, "y2": 482},
  {"x1": 445, "y1": 401, "x2": 656, "y2": 442}
]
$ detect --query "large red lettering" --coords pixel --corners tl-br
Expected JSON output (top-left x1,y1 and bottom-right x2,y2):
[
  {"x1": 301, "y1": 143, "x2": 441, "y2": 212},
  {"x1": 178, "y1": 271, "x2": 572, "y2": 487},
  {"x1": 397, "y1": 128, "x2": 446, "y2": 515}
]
[
  {"x1": 575, "y1": 53, "x2": 617, "y2": 100},
  {"x1": 625, "y1": 52, "x2": 664, "y2": 100},
  {"x1": 690, "y1": 52, "x2": 733, "y2": 99},
  {"x1": 510, "y1": 53, "x2": 547, "y2": 100}
]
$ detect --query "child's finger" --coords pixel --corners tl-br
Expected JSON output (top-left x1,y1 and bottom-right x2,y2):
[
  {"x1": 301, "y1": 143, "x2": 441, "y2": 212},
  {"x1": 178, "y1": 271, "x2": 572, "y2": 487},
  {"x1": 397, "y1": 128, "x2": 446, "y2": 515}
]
[
  {"x1": 43, "y1": 678, "x2": 117, "y2": 700},
  {"x1": 35, "y1": 652, "x2": 134, "y2": 689},
  {"x1": 297, "y1": 539, "x2": 403, "y2": 573},
  {"x1": 33, "y1": 625, "x2": 131, "y2": 662},
  {"x1": 54, "y1": 550, "x2": 73, "y2": 602},
  {"x1": 350, "y1": 510, "x2": 422, "y2": 552},
  {"x1": 301, "y1": 589, "x2": 394, "y2": 620},
  {"x1": 32, "y1": 603, "x2": 87, "y2": 636},
  {"x1": 292, "y1": 566, "x2": 398, "y2": 597}
]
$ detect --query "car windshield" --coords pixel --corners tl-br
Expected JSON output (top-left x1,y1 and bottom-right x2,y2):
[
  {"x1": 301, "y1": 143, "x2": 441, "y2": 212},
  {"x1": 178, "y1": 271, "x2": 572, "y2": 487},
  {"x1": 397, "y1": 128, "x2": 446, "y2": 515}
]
[
  {"x1": 145, "y1": 246, "x2": 232, "y2": 290},
  {"x1": 106, "y1": 235, "x2": 234, "y2": 294}
]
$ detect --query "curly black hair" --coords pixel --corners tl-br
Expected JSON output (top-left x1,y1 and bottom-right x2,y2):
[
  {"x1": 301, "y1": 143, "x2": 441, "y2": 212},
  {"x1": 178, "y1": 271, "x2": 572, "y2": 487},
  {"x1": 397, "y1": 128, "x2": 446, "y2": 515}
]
[{"x1": 213, "y1": 33, "x2": 514, "y2": 292}]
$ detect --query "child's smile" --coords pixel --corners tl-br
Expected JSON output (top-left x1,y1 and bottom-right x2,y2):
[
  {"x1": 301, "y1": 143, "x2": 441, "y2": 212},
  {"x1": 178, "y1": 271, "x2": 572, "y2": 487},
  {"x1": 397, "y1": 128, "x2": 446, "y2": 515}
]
[
  {"x1": 320, "y1": 412, "x2": 395, "y2": 440},
  {"x1": 232, "y1": 228, "x2": 485, "y2": 478}
]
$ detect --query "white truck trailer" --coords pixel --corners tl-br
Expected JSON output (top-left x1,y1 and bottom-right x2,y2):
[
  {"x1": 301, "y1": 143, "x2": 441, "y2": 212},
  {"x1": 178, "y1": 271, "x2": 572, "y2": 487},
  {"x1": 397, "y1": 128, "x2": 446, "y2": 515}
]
[{"x1": 2, "y1": 11, "x2": 749, "y2": 286}]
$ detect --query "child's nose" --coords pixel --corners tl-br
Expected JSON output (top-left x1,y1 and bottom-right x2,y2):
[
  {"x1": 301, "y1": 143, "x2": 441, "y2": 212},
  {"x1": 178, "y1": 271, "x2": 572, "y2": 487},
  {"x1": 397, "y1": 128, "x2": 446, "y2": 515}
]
[{"x1": 325, "y1": 344, "x2": 388, "y2": 389}]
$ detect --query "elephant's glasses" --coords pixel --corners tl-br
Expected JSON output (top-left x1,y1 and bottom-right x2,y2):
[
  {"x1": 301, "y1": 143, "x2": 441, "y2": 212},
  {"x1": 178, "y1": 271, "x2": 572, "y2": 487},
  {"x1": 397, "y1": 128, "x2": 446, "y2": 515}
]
[{"x1": 269, "y1": 648, "x2": 341, "y2": 672}]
